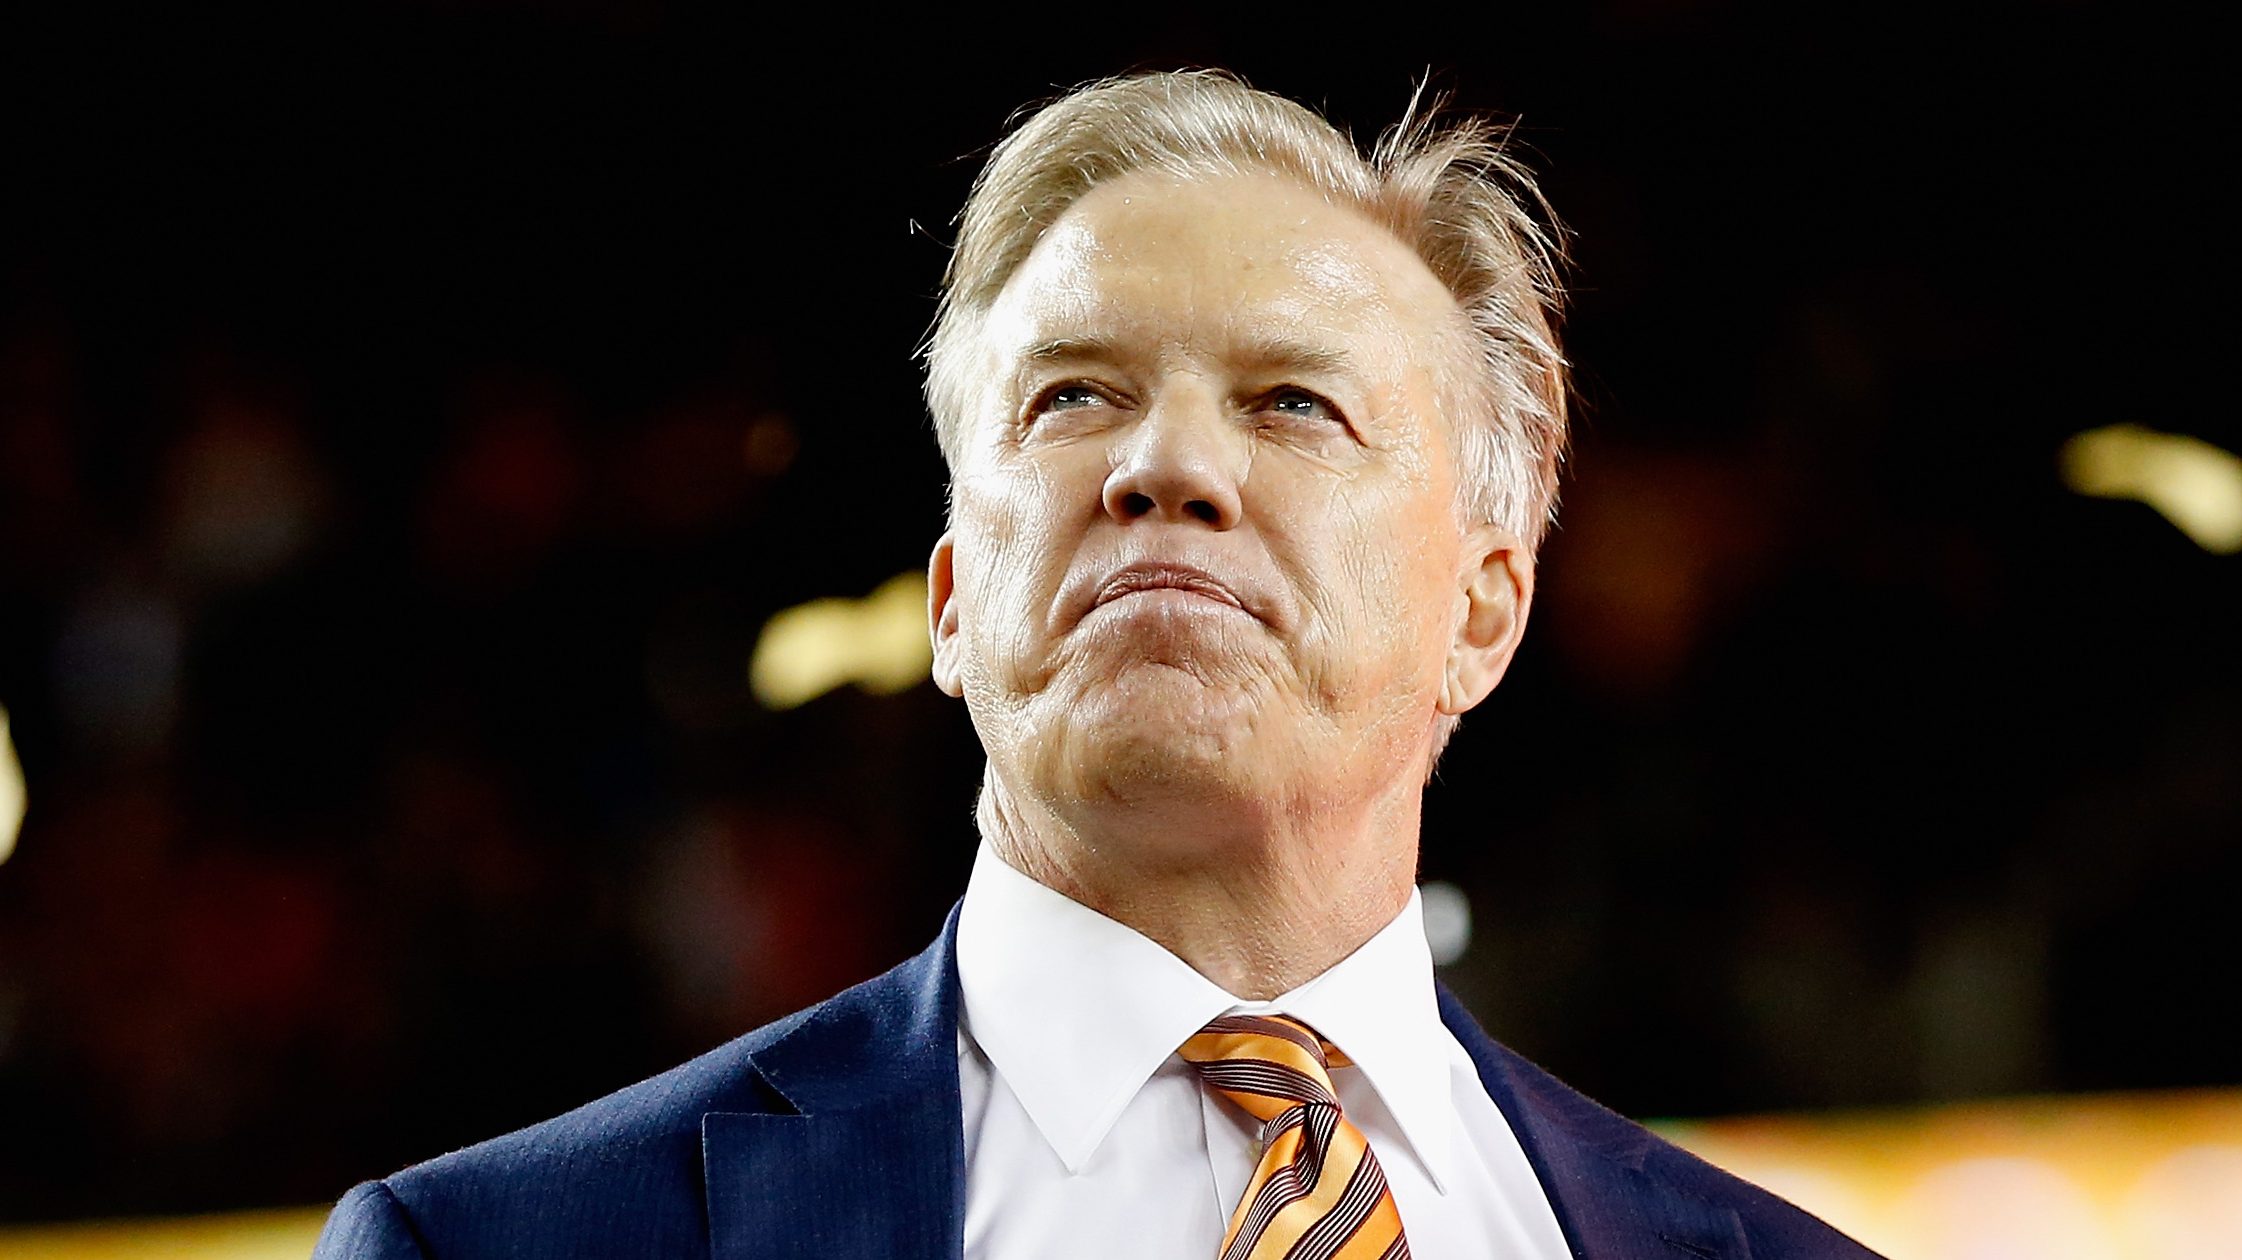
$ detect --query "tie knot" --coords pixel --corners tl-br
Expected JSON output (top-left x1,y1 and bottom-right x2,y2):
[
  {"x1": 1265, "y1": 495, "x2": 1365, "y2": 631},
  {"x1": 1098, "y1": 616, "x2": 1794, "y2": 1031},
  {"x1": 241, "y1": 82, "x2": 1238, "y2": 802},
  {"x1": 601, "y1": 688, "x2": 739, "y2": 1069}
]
[{"x1": 1177, "y1": 1014, "x2": 1349, "y2": 1123}]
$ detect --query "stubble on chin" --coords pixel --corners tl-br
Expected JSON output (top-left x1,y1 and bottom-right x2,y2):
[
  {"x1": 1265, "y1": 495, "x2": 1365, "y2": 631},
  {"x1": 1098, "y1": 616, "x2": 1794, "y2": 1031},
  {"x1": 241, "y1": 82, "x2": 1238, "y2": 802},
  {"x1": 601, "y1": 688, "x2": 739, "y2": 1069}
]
[
  {"x1": 972, "y1": 598, "x2": 1320, "y2": 821},
  {"x1": 1022, "y1": 664, "x2": 1286, "y2": 807}
]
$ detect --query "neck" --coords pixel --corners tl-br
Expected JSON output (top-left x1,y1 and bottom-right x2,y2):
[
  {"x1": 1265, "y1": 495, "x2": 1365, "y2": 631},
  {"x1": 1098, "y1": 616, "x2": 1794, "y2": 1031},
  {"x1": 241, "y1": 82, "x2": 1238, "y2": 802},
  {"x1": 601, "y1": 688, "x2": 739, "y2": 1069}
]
[{"x1": 976, "y1": 768, "x2": 1421, "y2": 999}]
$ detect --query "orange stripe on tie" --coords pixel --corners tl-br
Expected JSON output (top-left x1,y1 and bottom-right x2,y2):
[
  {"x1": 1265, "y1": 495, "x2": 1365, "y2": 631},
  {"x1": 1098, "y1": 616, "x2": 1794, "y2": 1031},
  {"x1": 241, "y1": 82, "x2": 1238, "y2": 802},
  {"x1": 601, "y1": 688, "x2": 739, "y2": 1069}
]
[{"x1": 1176, "y1": 1015, "x2": 1410, "y2": 1260}]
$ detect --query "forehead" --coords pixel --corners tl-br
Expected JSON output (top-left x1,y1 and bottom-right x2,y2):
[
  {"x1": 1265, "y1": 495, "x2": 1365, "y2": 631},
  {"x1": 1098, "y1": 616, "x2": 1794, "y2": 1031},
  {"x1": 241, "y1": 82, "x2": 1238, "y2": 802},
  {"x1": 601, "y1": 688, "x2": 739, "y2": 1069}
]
[{"x1": 981, "y1": 169, "x2": 1460, "y2": 364}]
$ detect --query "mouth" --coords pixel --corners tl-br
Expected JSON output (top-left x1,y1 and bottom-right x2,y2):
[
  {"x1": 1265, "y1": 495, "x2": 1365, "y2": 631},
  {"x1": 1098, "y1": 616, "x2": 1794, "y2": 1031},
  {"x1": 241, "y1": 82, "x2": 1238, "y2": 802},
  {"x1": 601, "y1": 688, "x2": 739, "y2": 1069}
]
[{"x1": 1092, "y1": 562, "x2": 1249, "y2": 613}]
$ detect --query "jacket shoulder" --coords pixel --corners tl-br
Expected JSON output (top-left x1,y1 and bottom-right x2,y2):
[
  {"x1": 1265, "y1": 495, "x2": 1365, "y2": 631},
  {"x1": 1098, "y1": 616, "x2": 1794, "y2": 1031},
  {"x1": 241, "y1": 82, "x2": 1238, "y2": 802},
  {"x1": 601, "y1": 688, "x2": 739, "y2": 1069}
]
[
  {"x1": 351, "y1": 1021, "x2": 781, "y2": 1259},
  {"x1": 313, "y1": 1181, "x2": 426, "y2": 1260},
  {"x1": 1520, "y1": 1050, "x2": 1880, "y2": 1256},
  {"x1": 335, "y1": 925, "x2": 955, "y2": 1259},
  {"x1": 1440, "y1": 987, "x2": 1883, "y2": 1259}
]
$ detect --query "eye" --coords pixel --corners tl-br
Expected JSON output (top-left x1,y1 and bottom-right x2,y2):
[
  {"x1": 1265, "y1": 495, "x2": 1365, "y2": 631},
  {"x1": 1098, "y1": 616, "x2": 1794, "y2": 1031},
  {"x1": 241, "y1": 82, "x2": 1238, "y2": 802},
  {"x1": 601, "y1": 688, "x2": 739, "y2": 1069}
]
[
  {"x1": 1045, "y1": 385, "x2": 1106, "y2": 412},
  {"x1": 1260, "y1": 387, "x2": 1343, "y2": 425},
  {"x1": 1020, "y1": 380, "x2": 1132, "y2": 437},
  {"x1": 1026, "y1": 383, "x2": 1119, "y2": 425}
]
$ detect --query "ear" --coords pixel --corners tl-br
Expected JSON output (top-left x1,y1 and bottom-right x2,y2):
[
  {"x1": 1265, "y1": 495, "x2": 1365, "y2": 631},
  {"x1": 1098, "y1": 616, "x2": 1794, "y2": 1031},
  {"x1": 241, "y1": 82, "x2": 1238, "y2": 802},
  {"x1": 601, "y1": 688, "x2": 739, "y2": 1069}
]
[
  {"x1": 1440, "y1": 525, "x2": 1534, "y2": 716},
  {"x1": 928, "y1": 530, "x2": 965, "y2": 698}
]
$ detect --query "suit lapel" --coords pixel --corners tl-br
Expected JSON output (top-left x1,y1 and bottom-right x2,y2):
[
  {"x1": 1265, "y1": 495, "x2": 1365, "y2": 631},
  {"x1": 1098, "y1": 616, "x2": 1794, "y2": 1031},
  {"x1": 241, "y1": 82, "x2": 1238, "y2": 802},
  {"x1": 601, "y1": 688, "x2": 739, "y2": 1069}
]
[
  {"x1": 696, "y1": 906, "x2": 1750, "y2": 1260},
  {"x1": 1438, "y1": 985, "x2": 1752, "y2": 1260},
  {"x1": 703, "y1": 907, "x2": 967, "y2": 1260}
]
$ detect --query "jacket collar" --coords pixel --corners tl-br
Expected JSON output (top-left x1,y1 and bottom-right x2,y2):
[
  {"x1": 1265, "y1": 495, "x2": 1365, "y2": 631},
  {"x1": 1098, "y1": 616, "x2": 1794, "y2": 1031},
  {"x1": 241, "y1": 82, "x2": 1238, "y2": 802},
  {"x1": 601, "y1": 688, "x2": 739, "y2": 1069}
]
[
  {"x1": 701, "y1": 903, "x2": 1750, "y2": 1260},
  {"x1": 955, "y1": 841, "x2": 1458, "y2": 1190},
  {"x1": 1437, "y1": 986, "x2": 1753, "y2": 1260}
]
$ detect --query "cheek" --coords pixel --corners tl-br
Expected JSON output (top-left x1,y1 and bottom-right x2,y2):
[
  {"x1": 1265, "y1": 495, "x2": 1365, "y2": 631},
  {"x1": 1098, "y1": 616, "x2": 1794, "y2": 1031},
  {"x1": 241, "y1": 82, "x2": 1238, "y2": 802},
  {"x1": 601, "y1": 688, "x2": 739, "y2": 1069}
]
[
  {"x1": 949, "y1": 468, "x2": 1081, "y2": 667},
  {"x1": 1283, "y1": 478, "x2": 1458, "y2": 684}
]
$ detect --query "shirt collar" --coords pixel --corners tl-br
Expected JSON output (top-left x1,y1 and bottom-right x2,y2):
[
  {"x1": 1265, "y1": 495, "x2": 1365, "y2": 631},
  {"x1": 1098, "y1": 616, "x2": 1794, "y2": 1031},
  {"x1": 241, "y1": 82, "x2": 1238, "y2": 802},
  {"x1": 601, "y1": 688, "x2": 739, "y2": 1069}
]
[{"x1": 955, "y1": 841, "x2": 1456, "y2": 1191}]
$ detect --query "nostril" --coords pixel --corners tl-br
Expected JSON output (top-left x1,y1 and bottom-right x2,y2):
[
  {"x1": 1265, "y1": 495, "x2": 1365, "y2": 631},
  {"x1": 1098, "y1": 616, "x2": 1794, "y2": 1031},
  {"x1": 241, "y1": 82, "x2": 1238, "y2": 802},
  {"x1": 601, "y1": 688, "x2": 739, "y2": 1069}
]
[
  {"x1": 1120, "y1": 491, "x2": 1156, "y2": 519},
  {"x1": 1186, "y1": 499, "x2": 1221, "y2": 525}
]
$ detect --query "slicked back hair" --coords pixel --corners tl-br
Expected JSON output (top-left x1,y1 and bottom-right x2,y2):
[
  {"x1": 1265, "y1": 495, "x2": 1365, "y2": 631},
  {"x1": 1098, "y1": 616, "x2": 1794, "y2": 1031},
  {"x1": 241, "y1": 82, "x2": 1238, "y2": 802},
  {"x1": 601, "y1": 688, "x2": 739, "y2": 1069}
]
[{"x1": 922, "y1": 69, "x2": 1570, "y2": 553}]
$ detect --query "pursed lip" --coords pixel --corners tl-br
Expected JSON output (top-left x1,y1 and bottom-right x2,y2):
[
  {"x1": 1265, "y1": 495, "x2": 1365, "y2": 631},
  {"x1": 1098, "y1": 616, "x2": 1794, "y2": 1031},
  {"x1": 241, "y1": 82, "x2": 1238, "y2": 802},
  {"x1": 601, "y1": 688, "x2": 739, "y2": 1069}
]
[{"x1": 1087, "y1": 561, "x2": 1253, "y2": 617}]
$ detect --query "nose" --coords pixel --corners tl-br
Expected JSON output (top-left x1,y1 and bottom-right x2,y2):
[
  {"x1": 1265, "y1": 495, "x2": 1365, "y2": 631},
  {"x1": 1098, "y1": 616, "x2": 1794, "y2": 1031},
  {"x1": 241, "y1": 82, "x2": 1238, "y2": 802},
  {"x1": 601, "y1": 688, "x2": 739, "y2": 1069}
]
[{"x1": 1101, "y1": 388, "x2": 1245, "y2": 529}]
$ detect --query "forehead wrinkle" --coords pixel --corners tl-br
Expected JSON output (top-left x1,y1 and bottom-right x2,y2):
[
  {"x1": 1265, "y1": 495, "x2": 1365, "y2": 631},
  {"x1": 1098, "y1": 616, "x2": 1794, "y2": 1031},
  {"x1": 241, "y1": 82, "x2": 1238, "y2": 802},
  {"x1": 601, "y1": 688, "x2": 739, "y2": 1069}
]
[
  {"x1": 1016, "y1": 274, "x2": 1388, "y2": 378},
  {"x1": 986, "y1": 171, "x2": 1460, "y2": 404},
  {"x1": 1025, "y1": 186, "x2": 1397, "y2": 312},
  {"x1": 1010, "y1": 315, "x2": 1364, "y2": 390}
]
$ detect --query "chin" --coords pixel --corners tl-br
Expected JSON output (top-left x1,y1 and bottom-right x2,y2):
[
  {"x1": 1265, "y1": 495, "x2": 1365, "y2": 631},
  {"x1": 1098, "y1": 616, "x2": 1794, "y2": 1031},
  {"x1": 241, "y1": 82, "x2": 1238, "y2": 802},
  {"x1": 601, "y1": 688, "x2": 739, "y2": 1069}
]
[{"x1": 1037, "y1": 674, "x2": 1282, "y2": 807}]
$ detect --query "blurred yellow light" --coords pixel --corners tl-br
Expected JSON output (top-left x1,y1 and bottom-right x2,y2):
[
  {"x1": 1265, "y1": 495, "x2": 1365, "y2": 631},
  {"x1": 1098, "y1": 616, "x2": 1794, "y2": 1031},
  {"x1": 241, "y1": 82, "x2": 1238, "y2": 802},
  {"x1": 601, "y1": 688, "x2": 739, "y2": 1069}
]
[
  {"x1": 1, "y1": 703, "x2": 24, "y2": 865},
  {"x1": 2061, "y1": 424, "x2": 2242, "y2": 554},
  {"x1": 1661, "y1": 1088, "x2": 2242, "y2": 1260},
  {"x1": 748, "y1": 572, "x2": 933, "y2": 711},
  {"x1": 1893, "y1": 1157, "x2": 2113, "y2": 1260},
  {"x1": 0, "y1": 1206, "x2": 327, "y2": 1258},
  {"x1": 2120, "y1": 1144, "x2": 2242, "y2": 1259}
]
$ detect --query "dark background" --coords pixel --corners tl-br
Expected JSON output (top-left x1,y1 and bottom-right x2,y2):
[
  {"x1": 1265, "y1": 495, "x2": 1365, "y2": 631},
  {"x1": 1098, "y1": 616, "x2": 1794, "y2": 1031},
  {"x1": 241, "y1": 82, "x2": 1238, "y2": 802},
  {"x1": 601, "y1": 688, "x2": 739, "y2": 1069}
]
[{"x1": 1, "y1": 0, "x2": 2233, "y2": 1222}]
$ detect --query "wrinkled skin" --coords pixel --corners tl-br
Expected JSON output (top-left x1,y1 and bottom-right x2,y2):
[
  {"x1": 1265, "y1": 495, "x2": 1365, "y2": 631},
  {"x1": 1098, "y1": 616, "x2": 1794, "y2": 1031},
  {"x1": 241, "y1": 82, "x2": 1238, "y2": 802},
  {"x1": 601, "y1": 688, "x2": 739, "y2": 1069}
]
[{"x1": 929, "y1": 170, "x2": 1533, "y2": 997}]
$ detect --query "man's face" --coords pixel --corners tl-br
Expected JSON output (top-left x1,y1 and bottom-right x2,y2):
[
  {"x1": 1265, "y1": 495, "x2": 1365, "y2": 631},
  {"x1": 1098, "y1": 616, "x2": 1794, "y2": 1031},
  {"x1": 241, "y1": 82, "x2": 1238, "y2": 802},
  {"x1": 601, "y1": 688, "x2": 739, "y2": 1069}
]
[{"x1": 931, "y1": 169, "x2": 1521, "y2": 824}]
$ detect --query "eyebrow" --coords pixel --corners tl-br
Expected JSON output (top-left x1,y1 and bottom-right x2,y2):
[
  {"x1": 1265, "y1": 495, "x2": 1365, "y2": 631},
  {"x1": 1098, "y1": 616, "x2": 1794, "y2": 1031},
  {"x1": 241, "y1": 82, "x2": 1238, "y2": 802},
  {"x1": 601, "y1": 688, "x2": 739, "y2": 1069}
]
[
  {"x1": 1019, "y1": 335, "x2": 1356, "y2": 378},
  {"x1": 1235, "y1": 338, "x2": 1353, "y2": 378},
  {"x1": 1022, "y1": 337, "x2": 1118, "y2": 363}
]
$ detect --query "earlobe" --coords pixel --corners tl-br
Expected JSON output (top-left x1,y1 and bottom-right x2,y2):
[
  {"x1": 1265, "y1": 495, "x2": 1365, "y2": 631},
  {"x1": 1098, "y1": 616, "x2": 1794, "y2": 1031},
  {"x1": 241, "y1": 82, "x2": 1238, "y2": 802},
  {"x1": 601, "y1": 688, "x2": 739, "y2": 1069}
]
[
  {"x1": 928, "y1": 532, "x2": 965, "y2": 698},
  {"x1": 1439, "y1": 528, "x2": 1534, "y2": 716}
]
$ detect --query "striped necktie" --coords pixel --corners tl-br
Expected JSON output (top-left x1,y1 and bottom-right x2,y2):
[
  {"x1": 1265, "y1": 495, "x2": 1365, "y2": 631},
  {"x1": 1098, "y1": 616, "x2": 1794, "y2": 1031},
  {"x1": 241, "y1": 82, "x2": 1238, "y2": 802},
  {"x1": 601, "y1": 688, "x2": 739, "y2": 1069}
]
[{"x1": 1178, "y1": 1014, "x2": 1411, "y2": 1260}]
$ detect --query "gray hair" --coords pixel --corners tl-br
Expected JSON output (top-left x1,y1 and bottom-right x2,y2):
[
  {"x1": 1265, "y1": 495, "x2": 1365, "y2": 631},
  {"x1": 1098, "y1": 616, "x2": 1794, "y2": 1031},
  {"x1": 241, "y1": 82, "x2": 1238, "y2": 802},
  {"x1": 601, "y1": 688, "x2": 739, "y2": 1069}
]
[{"x1": 922, "y1": 69, "x2": 1571, "y2": 552}]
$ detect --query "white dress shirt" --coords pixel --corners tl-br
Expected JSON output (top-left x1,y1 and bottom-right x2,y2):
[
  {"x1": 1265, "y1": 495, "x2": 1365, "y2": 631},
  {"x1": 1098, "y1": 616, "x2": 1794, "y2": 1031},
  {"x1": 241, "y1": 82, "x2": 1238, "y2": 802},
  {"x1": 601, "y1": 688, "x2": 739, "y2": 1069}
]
[{"x1": 955, "y1": 842, "x2": 1574, "y2": 1259}]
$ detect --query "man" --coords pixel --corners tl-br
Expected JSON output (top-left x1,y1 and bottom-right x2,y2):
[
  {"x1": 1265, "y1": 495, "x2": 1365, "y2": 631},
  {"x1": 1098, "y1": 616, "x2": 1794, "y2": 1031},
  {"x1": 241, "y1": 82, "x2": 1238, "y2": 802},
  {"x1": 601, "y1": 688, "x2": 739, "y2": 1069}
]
[{"x1": 317, "y1": 72, "x2": 1879, "y2": 1258}]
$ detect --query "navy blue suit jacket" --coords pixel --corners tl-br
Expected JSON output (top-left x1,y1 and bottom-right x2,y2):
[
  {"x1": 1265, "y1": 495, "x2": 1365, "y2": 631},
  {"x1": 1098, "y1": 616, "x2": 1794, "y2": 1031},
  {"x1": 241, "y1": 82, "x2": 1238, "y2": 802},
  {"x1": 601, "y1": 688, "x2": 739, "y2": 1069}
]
[{"x1": 316, "y1": 907, "x2": 1879, "y2": 1258}]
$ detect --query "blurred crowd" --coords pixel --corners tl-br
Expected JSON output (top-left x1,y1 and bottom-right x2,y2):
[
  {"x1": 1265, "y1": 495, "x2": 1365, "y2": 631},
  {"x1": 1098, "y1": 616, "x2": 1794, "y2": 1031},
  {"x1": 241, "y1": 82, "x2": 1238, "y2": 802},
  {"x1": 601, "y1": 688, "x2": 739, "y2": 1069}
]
[{"x1": 0, "y1": 326, "x2": 979, "y2": 1215}]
